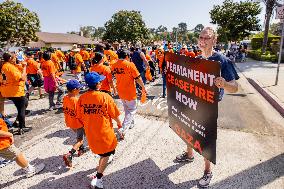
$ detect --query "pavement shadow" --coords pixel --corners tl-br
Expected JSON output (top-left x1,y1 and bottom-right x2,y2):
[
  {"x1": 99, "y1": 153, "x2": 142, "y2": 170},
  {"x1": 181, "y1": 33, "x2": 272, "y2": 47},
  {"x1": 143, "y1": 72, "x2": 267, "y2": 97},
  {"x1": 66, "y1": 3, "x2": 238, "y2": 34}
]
[
  {"x1": 45, "y1": 129, "x2": 75, "y2": 146},
  {"x1": 209, "y1": 153, "x2": 284, "y2": 189},
  {"x1": 27, "y1": 168, "x2": 96, "y2": 189},
  {"x1": 103, "y1": 158, "x2": 197, "y2": 189}
]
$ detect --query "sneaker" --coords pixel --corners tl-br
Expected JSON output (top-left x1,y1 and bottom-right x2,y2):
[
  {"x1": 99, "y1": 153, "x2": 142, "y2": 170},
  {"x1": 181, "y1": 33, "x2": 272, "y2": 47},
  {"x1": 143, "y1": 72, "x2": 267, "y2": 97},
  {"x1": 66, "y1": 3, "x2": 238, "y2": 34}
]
[
  {"x1": 48, "y1": 106, "x2": 56, "y2": 111},
  {"x1": 198, "y1": 172, "x2": 213, "y2": 188},
  {"x1": 78, "y1": 147, "x2": 87, "y2": 157},
  {"x1": 25, "y1": 163, "x2": 45, "y2": 178},
  {"x1": 90, "y1": 176, "x2": 103, "y2": 189},
  {"x1": 175, "y1": 151, "x2": 194, "y2": 163},
  {"x1": 0, "y1": 159, "x2": 12, "y2": 168},
  {"x1": 18, "y1": 128, "x2": 25, "y2": 135},
  {"x1": 117, "y1": 128, "x2": 125, "y2": 140},
  {"x1": 63, "y1": 153, "x2": 73, "y2": 167},
  {"x1": 129, "y1": 123, "x2": 135, "y2": 129}
]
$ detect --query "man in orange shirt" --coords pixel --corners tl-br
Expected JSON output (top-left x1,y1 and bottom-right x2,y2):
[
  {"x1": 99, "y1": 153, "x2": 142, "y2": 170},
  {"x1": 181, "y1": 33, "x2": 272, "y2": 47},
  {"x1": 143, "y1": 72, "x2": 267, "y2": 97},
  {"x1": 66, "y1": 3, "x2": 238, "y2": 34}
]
[
  {"x1": 55, "y1": 49, "x2": 65, "y2": 71},
  {"x1": 50, "y1": 48, "x2": 62, "y2": 72},
  {"x1": 180, "y1": 45, "x2": 189, "y2": 55},
  {"x1": 73, "y1": 48, "x2": 85, "y2": 82},
  {"x1": 0, "y1": 118, "x2": 45, "y2": 177},
  {"x1": 111, "y1": 49, "x2": 146, "y2": 135},
  {"x1": 90, "y1": 52, "x2": 116, "y2": 96},
  {"x1": 104, "y1": 43, "x2": 118, "y2": 63},
  {"x1": 26, "y1": 52, "x2": 43, "y2": 99},
  {"x1": 80, "y1": 47, "x2": 90, "y2": 72},
  {"x1": 77, "y1": 72, "x2": 122, "y2": 189},
  {"x1": 186, "y1": 48, "x2": 196, "y2": 58},
  {"x1": 1, "y1": 52, "x2": 28, "y2": 134},
  {"x1": 62, "y1": 80, "x2": 86, "y2": 167}
]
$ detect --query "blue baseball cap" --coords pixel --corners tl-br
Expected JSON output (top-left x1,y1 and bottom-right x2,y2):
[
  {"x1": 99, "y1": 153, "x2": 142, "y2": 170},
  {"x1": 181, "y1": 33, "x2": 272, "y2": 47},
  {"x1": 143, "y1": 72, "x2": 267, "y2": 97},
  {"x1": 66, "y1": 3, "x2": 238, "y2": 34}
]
[
  {"x1": 66, "y1": 79, "x2": 83, "y2": 90},
  {"x1": 84, "y1": 72, "x2": 105, "y2": 87}
]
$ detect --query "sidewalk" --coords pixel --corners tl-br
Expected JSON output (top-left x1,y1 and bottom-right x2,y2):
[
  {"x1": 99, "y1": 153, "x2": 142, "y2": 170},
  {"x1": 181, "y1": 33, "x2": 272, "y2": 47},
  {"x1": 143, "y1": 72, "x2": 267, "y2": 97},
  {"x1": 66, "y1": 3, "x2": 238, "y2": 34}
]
[{"x1": 235, "y1": 59, "x2": 284, "y2": 116}]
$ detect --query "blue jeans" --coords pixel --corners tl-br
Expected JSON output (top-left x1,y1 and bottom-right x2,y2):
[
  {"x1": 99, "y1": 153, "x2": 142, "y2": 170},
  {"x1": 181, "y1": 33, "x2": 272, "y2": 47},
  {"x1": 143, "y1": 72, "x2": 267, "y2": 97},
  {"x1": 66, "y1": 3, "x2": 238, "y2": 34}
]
[{"x1": 162, "y1": 73, "x2": 166, "y2": 97}]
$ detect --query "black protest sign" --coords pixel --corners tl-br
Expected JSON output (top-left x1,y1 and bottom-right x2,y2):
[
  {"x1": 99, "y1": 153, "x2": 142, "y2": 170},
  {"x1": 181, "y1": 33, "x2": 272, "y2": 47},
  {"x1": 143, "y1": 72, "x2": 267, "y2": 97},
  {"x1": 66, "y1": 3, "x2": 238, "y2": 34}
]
[{"x1": 165, "y1": 52, "x2": 220, "y2": 164}]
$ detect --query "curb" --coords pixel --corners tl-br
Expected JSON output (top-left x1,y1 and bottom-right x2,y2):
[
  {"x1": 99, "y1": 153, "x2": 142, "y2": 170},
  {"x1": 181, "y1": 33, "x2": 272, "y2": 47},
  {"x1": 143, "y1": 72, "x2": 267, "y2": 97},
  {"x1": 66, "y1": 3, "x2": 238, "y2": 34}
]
[{"x1": 247, "y1": 78, "x2": 284, "y2": 118}]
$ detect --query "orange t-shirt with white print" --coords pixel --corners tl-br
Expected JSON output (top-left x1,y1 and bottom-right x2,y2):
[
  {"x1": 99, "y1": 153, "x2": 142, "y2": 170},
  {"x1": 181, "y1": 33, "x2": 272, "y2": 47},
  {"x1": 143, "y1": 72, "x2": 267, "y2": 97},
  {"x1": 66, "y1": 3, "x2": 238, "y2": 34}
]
[
  {"x1": 0, "y1": 62, "x2": 25, "y2": 98},
  {"x1": 76, "y1": 91, "x2": 120, "y2": 154},
  {"x1": 145, "y1": 54, "x2": 151, "y2": 61},
  {"x1": 26, "y1": 58, "x2": 39, "y2": 75},
  {"x1": 41, "y1": 60, "x2": 56, "y2": 77},
  {"x1": 104, "y1": 50, "x2": 118, "y2": 62},
  {"x1": 63, "y1": 95, "x2": 83, "y2": 129},
  {"x1": 111, "y1": 59, "x2": 140, "y2": 101},
  {"x1": 90, "y1": 64, "x2": 112, "y2": 92},
  {"x1": 74, "y1": 53, "x2": 83, "y2": 73},
  {"x1": 0, "y1": 118, "x2": 12, "y2": 150}
]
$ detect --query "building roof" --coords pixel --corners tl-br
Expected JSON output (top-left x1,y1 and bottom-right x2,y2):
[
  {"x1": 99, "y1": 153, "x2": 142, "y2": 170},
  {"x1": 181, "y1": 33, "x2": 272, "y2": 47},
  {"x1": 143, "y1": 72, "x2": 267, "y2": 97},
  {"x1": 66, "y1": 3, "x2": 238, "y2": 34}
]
[{"x1": 36, "y1": 32, "x2": 96, "y2": 44}]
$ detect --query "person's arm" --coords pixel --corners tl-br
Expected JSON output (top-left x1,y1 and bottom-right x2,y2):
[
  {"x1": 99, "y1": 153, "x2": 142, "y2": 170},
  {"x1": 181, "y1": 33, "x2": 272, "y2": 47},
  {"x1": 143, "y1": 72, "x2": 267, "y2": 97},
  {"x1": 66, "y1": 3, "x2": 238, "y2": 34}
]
[
  {"x1": 135, "y1": 76, "x2": 146, "y2": 92},
  {"x1": 0, "y1": 130, "x2": 14, "y2": 144},
  {"x1": 214, "y1": 78, "x2": 238, "y2": 93},
  {"x1": 113, "y1": 116, "x2": 122, "y2": 129},
  {"x1": 109, "y1": 79, "x2": 117, "y2": 96},
  {"x1": 140, "y1": 52, "x2": 149, "y2": 67},
  {"x1": 21, "y1": 62, "x2": 27, "y2": 81}
]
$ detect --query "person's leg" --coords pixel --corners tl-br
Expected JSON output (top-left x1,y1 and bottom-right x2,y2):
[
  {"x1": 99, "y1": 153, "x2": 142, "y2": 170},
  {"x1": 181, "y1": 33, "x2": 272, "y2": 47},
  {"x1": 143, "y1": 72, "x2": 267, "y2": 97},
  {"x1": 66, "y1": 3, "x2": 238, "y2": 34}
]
[
  {"x1": 9, "y1": 97, "x2": 26, "y2": 129},
  {"x1": 175, "y1": 145, "x2": 194, "y2": 163},
  {"x1": 198, "y1": 158, "x2": 213, "y2": 187},
  {"x1": 15, "y1": 152, "x2": 29, "y2": 168},
  {"x1": 48, "y1": 92, "x2": 55, "y2": 108},
  {"x1": 122, "y1": 100, "x2": 137, "y2": 131},
  {"x1": 187, "y1": 145, "x2": 194, "y2": 158},
  {"x1": 0, "y1": 93, "x2": 5, "y2": 115},
  {"x1": 56, "y1": 85, "x2": 64, "y2": 104},
  {"x1": 162, "y1": 73, "x2": 167, "y2": 97},
  {"x1": 140, "y1": 71, "x2": 146, "y2": 84},
  {"x1": 97, "y1": 156, "x2": 109, "y2": 174}
]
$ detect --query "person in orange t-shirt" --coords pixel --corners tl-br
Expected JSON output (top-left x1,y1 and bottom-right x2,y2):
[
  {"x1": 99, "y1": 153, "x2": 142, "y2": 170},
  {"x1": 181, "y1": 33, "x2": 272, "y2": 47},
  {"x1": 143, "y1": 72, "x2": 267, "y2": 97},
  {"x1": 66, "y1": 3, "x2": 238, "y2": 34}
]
[
  {"x1": 80, "y1": 47, "x2": 90, "y2": 71},
  {"x1": 111, "y1": 49, "x2": 146, "y2": 135},
  {"x1": 51, "y1": 49, "x2": 61, "y2": 72},
  {"x1": 0, "y1": 118, "x2": 45, "y2": 177},
  {"x1": 26, "y1": 52, "x2": 43, "y2": 99},
  {"x1": 180, "y1": 45, "x2": 189, "y2": 55},
  {"x1": 1, "y1": 52, "x2": 28, "y2": 134},
  {"x1": 72, "y1": 49, "x2": 85, "y2": 82},
  {"x1": 104, "y1": 44, "x2": 118, "y2": 63},
  {"x1": 62, "y1": 80, "x2": 86, "y2": 167},
  {"x1": 186, "y1": 49, "x2": 196, "y2": 58},
  {"x1": 55, "y1": 49, "x2": 65, "y2": 71},
  {"x1": 41, "y1": 52, "x2": 63, "y2": 110},
  {"x1": 77, "y1": 72, "x2": 122, "y2": 189},
  {"x1": 90, "y1": 52, "x2": 116, "y2": 96}
]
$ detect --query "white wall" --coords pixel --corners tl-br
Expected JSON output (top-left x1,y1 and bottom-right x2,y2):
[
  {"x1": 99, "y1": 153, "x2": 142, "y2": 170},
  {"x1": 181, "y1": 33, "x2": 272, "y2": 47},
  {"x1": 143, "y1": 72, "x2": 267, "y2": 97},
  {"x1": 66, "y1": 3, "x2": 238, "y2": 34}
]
[{"x1": 50, "y1": 43, "x2": 74, "y2": 51}]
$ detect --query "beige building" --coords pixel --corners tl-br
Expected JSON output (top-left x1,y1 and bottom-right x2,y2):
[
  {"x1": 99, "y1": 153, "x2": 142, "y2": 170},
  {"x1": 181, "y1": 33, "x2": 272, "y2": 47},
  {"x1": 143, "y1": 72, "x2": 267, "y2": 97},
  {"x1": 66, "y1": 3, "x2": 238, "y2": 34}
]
[{"x1": 28, "y1": 32, "x2": 97, "y2": 51}]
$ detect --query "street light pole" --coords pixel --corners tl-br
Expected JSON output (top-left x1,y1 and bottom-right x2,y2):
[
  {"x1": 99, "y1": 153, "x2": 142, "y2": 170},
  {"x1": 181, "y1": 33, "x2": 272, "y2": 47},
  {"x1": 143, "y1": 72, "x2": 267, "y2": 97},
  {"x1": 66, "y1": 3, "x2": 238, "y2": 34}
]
[{"x1": 275, "y1": 21, "x2": 284, "y2": 85}]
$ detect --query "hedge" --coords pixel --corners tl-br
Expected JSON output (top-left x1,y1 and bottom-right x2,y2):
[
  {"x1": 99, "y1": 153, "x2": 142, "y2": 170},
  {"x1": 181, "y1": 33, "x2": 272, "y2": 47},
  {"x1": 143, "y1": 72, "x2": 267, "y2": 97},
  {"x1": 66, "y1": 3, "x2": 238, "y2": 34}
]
[
  {"x1": 247, "y1": 50, "x2": 277, "y2": 62},
  {"x1": 251, "y1": 36, "x2": 280, "y2": 50}
]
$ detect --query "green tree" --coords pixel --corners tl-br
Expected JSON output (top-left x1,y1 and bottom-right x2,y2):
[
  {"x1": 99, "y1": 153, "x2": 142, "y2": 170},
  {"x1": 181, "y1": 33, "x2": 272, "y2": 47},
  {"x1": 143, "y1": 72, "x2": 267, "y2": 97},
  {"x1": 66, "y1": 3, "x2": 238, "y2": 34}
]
[
  {"x1": 258, "y1": 0, "x2": 282, "y2": 53},
  {"x1": 270, "y1": 22, "x2": 282, "y2": 36},
  {"x1": 194, "y1": 24, "x2": 204, "y2": 34},
  {"x1": 79, "y1": 26, "x2": 95, "y2": 38},
  {"x1": 0, "y1": 0, "x2": 40, "y2": 48},
  {"x1": 210, "y1": 0, "x2": 261, "y2": 42},
  {"x1": 103, "y1": 10, "x2": 149, "y2": 44},
  {"x1": 93, "y1": 27, "x2": 106, "y2": 41}
]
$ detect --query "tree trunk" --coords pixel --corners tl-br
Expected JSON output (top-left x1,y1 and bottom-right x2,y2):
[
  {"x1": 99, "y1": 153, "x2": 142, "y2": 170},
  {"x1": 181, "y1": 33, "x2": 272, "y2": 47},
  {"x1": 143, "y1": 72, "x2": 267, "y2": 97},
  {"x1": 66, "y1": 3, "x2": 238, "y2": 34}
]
[
  {"x1": 262, "y1": 0, "x2": 276, "y2": 54},
  {"x1": 262, "y1": 12, "x2": 272, "y2": 54}
]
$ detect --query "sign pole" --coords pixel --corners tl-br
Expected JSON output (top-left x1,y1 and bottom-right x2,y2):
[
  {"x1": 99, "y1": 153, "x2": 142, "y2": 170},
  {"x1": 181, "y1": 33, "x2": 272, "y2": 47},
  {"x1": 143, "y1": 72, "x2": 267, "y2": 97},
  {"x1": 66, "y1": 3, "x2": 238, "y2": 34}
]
[{"x1": 275, "y1": 20, "x2": 284, "y2": 85}]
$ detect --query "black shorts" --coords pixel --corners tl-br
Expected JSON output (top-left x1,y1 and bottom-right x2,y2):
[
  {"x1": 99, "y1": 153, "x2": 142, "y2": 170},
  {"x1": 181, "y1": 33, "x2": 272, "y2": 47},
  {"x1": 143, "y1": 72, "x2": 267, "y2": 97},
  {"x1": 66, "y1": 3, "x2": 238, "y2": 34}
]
[
  {"x1": 27, "y1": 74, "x2": 43, "y2": 87},
  {"x1": 98, "y1": 149, "x2": 115, "y2": 157}
]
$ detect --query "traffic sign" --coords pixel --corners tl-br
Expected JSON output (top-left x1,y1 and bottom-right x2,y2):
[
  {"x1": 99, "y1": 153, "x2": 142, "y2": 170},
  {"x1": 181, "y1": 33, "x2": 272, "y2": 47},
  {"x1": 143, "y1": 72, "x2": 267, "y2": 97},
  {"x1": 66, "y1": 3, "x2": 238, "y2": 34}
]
[{"x1": 276, "y1": 6, "x2": 284, "y2": 19}]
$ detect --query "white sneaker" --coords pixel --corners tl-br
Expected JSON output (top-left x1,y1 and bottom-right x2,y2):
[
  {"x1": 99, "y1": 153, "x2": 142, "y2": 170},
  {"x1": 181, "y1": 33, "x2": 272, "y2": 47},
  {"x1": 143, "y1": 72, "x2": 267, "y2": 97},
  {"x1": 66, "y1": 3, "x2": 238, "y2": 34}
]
[
  {"x1": 90, "y1": 176, "x2": 103, "y2": 189},
  {"x1": 25, "y1": 163, "x2": 45, "y2": 178},
  {"x1": 198, "y1": 172, "x2": 213, "y2": 188}
]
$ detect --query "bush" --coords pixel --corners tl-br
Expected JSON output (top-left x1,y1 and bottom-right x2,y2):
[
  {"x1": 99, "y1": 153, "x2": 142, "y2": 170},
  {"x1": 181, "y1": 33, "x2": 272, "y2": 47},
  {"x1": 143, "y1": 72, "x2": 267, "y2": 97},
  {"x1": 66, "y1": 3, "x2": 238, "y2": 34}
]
[
  {"x1": 251, "y1": 36, "x2": 281, "y2": 50},
  {"x1": 247, "y1": 50, "x2": 277, "y2": 62}
]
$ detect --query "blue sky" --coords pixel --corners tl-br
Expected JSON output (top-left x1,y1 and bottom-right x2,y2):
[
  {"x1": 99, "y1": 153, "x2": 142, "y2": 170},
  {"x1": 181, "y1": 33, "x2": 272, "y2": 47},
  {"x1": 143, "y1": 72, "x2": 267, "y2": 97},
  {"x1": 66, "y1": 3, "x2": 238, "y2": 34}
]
[{"x1": 4, "y1": 0, "x2": 276, "y2": 33}]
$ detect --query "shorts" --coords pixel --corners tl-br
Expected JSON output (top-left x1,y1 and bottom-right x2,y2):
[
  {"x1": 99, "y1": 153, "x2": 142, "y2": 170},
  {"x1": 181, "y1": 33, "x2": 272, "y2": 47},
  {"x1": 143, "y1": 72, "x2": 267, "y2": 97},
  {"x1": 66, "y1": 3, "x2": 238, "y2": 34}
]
[
  {"x1": 28, "y1": 74, "x2": 43, "y2": 88},
  {"x1": 44, "y1": 76, "x2": 56, "y2": 93},
  {"x1": 0, "y1": 145, "x2": 20, "y2": 160},
  {"x1": 98, "y1": 149, "x2": 115, "y2": 157},
  {"x1": 76, "y1": 127, "x2": 85, "y2": 141}
]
